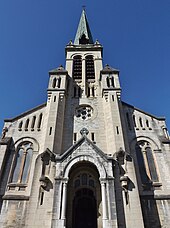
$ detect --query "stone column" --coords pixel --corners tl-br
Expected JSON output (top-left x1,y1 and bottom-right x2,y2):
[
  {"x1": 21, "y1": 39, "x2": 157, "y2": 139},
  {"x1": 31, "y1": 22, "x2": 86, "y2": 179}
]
[
  {"x1": 51, "y1": 178, "x2": 62, "y2": 228},
  {"x1": 82, "y1": 58, "x2": 86, "y2": 97},
  {"x1": 61, "y1": 181, "x2": 68, "y2": 220},
  {"x1": 101, "y1": 180, "x2": 107, "y2": 220},
  {"x1": 107, "y1": 178, "x2": 118, "y2": 227}
]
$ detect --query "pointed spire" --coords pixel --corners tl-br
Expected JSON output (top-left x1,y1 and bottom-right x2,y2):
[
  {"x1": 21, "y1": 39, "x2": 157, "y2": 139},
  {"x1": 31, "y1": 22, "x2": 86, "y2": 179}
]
[{"x1": 74, "y1": 9, "x2": 94, "y2": 45}]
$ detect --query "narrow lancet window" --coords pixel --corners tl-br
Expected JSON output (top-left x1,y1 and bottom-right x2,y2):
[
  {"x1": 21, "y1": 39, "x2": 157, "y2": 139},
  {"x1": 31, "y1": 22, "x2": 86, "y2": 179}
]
[
  {"x1": 31, "y1": 116, "x2": 36, "y2": 130},
  {"x1": 57, "y1": 77, "x2": 61, "y2": 88},
  {"x1": 73, "y1": 133, "x2": 77, "y2": 143},
  {"x1": 52, "y1": 78, "x2": 57, "y2": 88},
  {"x1": 106, "y1": 77, "x2": 110, "y2": 87},
  {"x1": 111, "y1": 76, "x2": 114, "y2": 87},
  {"x1": 146, "y1": 119, "x2": 149, "y2": 127},
  {"x1": 37, "y1": 113, "x2": 43, "y2": 130},
  {"x1": 116, "y1": 126, "x2": 119, "y2": 134},
  {"x1": 91, "y1": 132, "x2": 95, "y2": 142},
  {"x1": 25, "y1": 119, "x2": 29, "y2": 131},
  {"x1": 49, "y1": 127, "x2": 52, "y2": 135},
  {"x1": 92, "y1": 86, "x2": 95, "y2": 97},
  {"x1": 133, "y1": 115, "x2": 136, "y2": 127},
  {"x1": 139, "y1": 117, "x2": 143, "y2": 128},
  {"x1": 40, "y1": 191, "x2": 44, "y2": 205},
  {"x1": 18, "y1": 121, "x2": 23, "y2": 131},
  {"x1": 73, "y1": 55, "x2": 82, "y2": 80}
]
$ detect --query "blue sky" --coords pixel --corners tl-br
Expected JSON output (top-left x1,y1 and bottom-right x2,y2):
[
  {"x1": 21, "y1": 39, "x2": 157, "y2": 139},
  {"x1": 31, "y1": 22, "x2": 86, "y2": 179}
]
[{"x1": 0, "y1": 0, "x2": 170, "y2": 131}]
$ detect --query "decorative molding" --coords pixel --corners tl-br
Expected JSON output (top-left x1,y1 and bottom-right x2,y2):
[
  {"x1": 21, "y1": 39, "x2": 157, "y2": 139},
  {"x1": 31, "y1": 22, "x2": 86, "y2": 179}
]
[{"x1": 3, "y1": 195, "x2": 29, "y2": 200}]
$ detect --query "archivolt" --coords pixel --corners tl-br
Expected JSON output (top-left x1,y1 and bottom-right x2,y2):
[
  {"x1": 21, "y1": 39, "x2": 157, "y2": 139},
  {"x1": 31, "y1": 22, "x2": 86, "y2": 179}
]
[
  {"x1": 63, "y1": 155, "x2": 107, "y2": 179},
  {"x1": 14, "y1": 137, "x2": 39, "y2": 152},
  {"x1": 130, "y1": 136, "x2": 160, "y2": 151}
]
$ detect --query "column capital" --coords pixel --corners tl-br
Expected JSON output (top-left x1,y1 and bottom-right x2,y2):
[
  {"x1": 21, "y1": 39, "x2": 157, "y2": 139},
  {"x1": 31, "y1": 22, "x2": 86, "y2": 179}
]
[
  {"x1": 99, "y1": 178, "x2": 107, "y2": 184},
  {"x1": 62, "y1": 178, "x2": 69, "y2": 184}
]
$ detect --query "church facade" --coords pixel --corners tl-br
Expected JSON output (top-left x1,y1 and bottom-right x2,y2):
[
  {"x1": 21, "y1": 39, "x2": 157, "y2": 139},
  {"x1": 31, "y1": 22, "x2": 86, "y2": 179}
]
[{"x1": 0, "y1": 10, "x2": 170, "y2": 228}]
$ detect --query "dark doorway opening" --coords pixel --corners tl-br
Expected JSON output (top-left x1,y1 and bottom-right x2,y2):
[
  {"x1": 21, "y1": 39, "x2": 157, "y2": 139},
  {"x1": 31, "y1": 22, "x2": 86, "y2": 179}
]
[{"x1": 73, "y1": 188, "x2": 97, "y2": 228}]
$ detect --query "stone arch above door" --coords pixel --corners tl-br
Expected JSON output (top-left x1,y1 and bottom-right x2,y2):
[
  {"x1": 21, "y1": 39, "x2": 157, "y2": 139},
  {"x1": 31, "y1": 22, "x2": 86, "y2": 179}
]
[
  {"x1": 63, "y1": 155, "x2": 107, "y2": 179},
  {"x1": 55, "y1": 134, "x2": 114, "y2": 179}
]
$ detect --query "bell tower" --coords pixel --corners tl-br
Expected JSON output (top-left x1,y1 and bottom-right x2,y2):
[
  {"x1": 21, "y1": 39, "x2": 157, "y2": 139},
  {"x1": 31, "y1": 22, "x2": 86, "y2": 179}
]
[
  {"x1": 50, "y1": 11, "x2": 133, "y2": 227},
  {"x1": 65, "y1": 9, "x2": 103, "y2": 99},
  {"x1": 58, "y1": 9, "x2": 126, "y2": 155}
]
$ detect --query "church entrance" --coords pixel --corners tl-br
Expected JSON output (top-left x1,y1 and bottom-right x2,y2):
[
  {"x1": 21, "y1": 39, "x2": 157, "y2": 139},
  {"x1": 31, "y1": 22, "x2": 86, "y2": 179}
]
[
  {"x1": 73, "y1": 188, "x2": 97, "y2": 228},
  {"x1": 66, "y1": 161, "x2": 102, "y2": 228}
]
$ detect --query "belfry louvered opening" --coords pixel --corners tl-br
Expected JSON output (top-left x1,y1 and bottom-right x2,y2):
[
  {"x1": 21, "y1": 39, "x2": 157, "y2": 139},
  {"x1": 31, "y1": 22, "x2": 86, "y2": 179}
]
[
  {"x1": 73, "y1": 55, "x2": 82, "y2": 80},
  {"x1": 85, "y1": 55, "x2": 95, "y2": 80}
]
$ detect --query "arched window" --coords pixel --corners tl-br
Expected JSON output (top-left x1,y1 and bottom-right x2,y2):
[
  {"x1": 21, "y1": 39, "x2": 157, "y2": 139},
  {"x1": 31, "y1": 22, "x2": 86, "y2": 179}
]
[
  {"x1": 136, "y1": 141, "x2": 159, "y2": 187},
  {"x1": 106, "y1": 77, "x2": 110, "y2": 87},
  {"x1": 52, "y1": 78, "x2": 57, "y2": 88},
  {"x1": 106, "y1": 76, "x2": 114, "y2": 88},
  {"x1": 11, "y1": 142, "x2": 33, "y2": 184},
  {"x1": 146, "y1": 119, "x2": 149, "y2": 128},
  {"x1": 133, "y1": 115, "x2": 136, "y2": 127},
  {"x1": 85, "y1": 55, "x2": 95, "y2": 80},
  {"x1": 73, "y1": 55, "x2": 82, "y2": 80},
  {"x1": 111, "y1": 76, "x2": 114, "y2": 87},
  {"x1": 31, "y1": 116, "x2": 36, "y2": 130},
  {"x1": 57, "y1": 77, "x2": 61, "y2": 88},
  {"x1": 18, "y1": 121, "x2": 23, "y2": 131},
  {"x1": 37, "y1": 113, "x2": 43, "y2": 130},
  {"x1": 139, "y1": 117, "x2": 143, "y2": 128},
  {"x1": 25, "y1": 119, "x2": 29, "y2": 131}
]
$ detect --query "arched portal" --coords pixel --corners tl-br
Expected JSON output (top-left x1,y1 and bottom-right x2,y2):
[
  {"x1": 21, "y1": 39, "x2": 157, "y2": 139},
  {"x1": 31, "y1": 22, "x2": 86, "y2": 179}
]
[{"x1": 66, "y1": 161, "x2": 102, "y2": 228}]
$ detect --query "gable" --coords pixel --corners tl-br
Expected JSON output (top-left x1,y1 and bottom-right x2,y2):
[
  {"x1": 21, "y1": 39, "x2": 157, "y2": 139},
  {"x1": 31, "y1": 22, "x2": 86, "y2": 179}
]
[{"x1": 56, "y1": 135, "x2": 109, "y2": 163}]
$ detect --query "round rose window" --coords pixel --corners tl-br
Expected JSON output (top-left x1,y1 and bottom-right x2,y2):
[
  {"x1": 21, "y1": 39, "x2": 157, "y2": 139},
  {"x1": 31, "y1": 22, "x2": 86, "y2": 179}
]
[{"x1": 75, "y1": 106, "x2": 93, "y2": 120}]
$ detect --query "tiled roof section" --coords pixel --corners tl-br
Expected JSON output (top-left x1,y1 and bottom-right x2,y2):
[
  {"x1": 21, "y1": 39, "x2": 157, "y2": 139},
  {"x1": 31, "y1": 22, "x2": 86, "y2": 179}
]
[
  {"x1": 101, "y1": 64, "x2": 119, "y2": 74},
  {"x1": 74, "y1": 9, "x2": 94, "y2": 45},
  {"x1": 49, "y1": 65, "x2": 68, "y2": 75}
]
